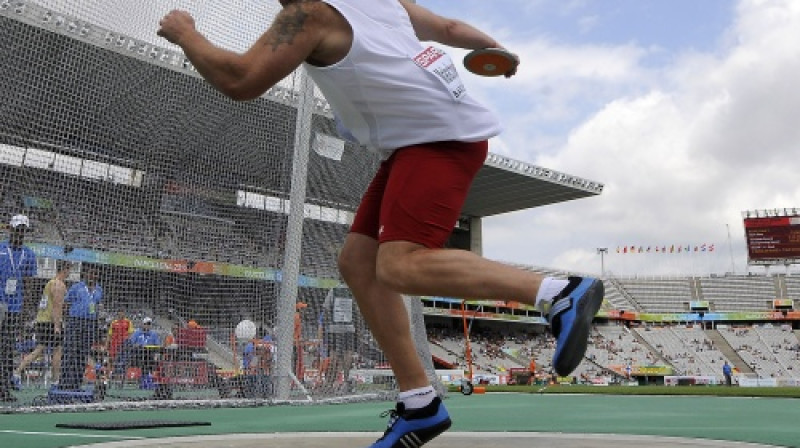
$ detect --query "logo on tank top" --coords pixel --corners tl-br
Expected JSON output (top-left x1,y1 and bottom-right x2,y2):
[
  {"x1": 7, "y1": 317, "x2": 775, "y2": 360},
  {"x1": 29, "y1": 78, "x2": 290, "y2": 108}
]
[
  {"x1": 413, "y1": 46, "x2": 466, "y2": 102},
  {"x1": 413, "y1": 46, "x2": 445, "y2": 69}
]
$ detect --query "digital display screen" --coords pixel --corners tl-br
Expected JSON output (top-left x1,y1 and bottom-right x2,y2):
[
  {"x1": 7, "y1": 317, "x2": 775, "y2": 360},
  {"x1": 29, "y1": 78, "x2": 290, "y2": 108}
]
[{"x1": 744, "y1": 216, "x2": 800, "y2": 262}]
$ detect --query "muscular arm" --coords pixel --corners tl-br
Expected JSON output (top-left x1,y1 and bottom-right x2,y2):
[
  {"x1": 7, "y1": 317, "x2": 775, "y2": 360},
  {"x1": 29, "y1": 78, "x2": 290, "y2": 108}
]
[
  {"x1": 399, "y1": 0, "x2": 501, "y2": 50},
  {"x1": 158, "y1": 3, "x2": 326, "y2": 101},
  {"x1": 400, "y1": 1, "x2": 517, "y2": 77}
]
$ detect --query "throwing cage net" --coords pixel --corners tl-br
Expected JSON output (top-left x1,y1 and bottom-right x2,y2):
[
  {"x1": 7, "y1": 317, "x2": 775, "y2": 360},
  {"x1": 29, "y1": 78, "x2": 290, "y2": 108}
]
[{"x1": 0, "y1": 0, "x2": 442, "y2": 409}]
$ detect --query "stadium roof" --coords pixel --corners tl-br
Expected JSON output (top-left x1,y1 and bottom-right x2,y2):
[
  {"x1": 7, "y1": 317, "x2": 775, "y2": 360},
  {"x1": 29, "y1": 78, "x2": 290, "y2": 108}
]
[{"x1": 463, "y1": 153, "x2": 604, "y2": 218}]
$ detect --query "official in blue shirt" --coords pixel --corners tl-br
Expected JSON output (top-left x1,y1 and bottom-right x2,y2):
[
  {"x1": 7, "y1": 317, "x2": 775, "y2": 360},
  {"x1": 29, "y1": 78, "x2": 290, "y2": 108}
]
[
  {"x1": 0, "y1": 214, "x2": 37, "y2": 402},
  {"x1": 129, "y1": 317, "x2": 162, "y2": 347},
  {"x1": 59, "y1": 264, "x2": 103, "y2": 391},
  {"x1": 126, "y1": 317, "x2": 162, "y2": 376}
]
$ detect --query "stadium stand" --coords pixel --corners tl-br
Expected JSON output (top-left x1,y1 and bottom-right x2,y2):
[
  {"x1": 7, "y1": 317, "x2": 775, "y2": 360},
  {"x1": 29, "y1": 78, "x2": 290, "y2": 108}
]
[
  {"x1": 421, "y1": 271, "x2": 800, "y2": 386},
  {"x1": 697, "y1": 275, "x2": 778, "y2": 312},
  {"x1": 613, "y1": 277, "x2": 694, "y2": 313},
  {"x1": 753, "y1": 325, "x2": 800, "y2": 376},
  {"x1": 717, "y1": 326, "x2": 795, "y2": 378},
  {"x1": 601, "y1": 279, "x2": 638, "y2": 311},
  {"x1": 587, "y1": 324, "x2": 653, "y2": 367},
  {"x1": 782, "y1": 275, "x2": 800, "y2": 303}
]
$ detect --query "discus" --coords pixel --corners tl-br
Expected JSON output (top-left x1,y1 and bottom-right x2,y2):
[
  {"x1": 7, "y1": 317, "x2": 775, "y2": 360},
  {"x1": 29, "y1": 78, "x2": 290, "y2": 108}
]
[{"x1": 463, "y1": 48, "x2": 518, "y2": 77}]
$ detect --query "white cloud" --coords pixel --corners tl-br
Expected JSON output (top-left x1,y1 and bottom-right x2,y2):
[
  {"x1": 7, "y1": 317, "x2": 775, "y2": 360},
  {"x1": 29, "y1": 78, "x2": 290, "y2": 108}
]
[
  {"x1": 458, "y1": 38, "x2": 653, "y2": 163},
  {"x1": 483, "y1": 0, "x2": 800, "y2": 276},
  {"x1": 510, "y1": 40, "x2": 648, "y2": 84}
]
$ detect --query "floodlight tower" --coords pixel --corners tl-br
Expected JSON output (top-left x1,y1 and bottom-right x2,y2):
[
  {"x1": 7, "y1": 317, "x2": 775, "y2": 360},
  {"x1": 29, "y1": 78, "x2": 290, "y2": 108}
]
[{"x1": 597, "y1": 247, "x2": 608, "y2": 277}]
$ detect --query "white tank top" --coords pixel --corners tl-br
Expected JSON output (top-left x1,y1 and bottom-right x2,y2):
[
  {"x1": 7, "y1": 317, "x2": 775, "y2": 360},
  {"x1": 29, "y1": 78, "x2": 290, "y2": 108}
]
[{"x1": 304, "y1": 0, "x2": 502, "y2": 159}]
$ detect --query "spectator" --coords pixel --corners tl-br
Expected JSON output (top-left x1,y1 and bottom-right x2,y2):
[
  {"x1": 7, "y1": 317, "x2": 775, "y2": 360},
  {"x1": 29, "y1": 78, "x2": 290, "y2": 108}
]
[
  {"x1": 127, "y1": 317, "x2": 162, "y2": 377},
  {"x1": 723, "y1": 361, "x2": 733, "y2": 386},
  {"x1": 177, "y1": 319, "x2": 206, "y2": 352},
  {"x1": 158, "y1": 323, "x2": 183, "y2": 368},
  {"x1": 294, "y1": 302, "x2": 308, "y2": 376},
  {"x1": 59, "y1": 264, "x2": 103, "y2": 391},
  {"x1": 163, "y1": 323, "x2": 181, "y2": 348},
  {"x1": 130, "y1": 317, "x2": 162, "y2": 347},
  {"x1": 243, "y1": 330, "x2": 275, "y2": 374},
  {"x1": 0, "y1": 214, "x2": 37, "y2": 402},
  {"x1": 108, "y1": 310, "x2": 134, "y2": 378},
  {"x1": 13, "y1": 260, "x2": 71, "y2": 386}
]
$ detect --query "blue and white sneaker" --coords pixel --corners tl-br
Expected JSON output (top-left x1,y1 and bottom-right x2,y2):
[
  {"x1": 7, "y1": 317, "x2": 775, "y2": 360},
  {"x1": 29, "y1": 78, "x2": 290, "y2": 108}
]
[
  {"x1": 548, "y1": 276, "x2": 604, "y2": 377},
  {"x1": 369, "y1": 396, "x2": 451, "y2": 448}
]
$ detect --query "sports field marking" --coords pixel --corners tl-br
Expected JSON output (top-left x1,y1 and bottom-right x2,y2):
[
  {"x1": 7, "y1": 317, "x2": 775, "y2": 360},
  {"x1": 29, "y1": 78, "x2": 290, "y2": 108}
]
[
  {"x1": 0, "y1": 429, "x2": 145, "y2": 440},
  {"x1": 69, "y1": 432, "x2": 784, "y2": 448}
]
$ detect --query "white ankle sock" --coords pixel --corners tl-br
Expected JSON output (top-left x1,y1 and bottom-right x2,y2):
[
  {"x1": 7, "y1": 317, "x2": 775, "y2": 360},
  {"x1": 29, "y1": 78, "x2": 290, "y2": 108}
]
[
  {"x1": 534, "y1": 277, "x2": 569, "y2": 311},
  {"x1": 398, "y1": 385, "x2": 435, "y2": 410}
]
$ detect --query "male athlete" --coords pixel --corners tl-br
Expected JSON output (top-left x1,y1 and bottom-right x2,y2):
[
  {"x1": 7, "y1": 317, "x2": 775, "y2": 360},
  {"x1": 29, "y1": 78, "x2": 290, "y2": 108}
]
[
  {"x1": 13, "y1": 260, "x2": 71, "y2": 386},
  {"x1": 159, "y1": 1, "x2": 603, "y2": 446}
]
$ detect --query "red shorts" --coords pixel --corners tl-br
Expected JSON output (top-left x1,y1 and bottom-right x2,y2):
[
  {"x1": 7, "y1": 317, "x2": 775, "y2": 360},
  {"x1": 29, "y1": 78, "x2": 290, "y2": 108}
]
[{"x1": 350, "y1": 140, "x2": 488, "y2": 248}]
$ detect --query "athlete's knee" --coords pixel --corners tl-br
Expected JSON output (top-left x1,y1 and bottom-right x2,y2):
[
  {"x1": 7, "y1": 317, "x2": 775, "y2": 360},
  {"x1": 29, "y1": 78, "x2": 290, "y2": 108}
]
[
  {"x1": 375, "y1": 251, "x2": 417, "y2": 292},
  {"x1": 338, "y1": 244, "x2": 372, "y2": 284},
  {"x1": 337, "y1": 252, "x2": 357, "y2": 283},
  {"x1": 375, "y1": 263, "x2": 402, "y2": 291}
]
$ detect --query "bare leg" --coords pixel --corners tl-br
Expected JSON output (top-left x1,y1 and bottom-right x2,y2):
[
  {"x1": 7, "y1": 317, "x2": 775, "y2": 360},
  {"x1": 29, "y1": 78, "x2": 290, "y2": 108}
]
[
  {"x1": 340, "y1": 233, "x2": 548, "y2": 392},
  {"x1": 51, "y1": 346, "x2": 62, "y2": 382},
  {"x1": 338, "y1": 233, "x2": 430, "y2": 391},
  {"x1": 373, "y1": 240, "x2": 605, "y2": 380},
  {"x1": 376, "y1": 241, "x2": 544, "y2": 304},
  {"x1": 15, "y1": 345, "x2": 45, "y2": 376}
]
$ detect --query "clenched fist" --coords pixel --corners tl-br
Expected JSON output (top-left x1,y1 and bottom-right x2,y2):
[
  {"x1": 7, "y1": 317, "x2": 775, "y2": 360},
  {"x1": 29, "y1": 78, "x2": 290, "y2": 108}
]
[{"x1": 157, "y1": 10, "x2": 196, "y2": 46}]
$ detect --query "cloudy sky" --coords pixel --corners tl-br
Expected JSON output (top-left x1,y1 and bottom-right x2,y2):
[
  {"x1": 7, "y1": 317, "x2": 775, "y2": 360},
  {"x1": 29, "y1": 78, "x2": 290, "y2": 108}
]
[{"x1": 417, "y1": 0, "x2": 800, "y2": 277}]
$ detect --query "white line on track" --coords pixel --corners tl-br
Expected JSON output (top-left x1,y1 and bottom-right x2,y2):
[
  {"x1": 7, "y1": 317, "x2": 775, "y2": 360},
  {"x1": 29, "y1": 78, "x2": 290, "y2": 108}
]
[{"x1": 0, "y1": 429, "x2": 145, "y2": 439}]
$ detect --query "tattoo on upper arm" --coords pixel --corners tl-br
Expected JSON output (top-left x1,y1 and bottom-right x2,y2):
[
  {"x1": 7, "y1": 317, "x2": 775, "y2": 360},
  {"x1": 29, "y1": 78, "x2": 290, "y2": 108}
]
[{"x1": 265, "y1": 4, "x2": 312, "y2": 51}]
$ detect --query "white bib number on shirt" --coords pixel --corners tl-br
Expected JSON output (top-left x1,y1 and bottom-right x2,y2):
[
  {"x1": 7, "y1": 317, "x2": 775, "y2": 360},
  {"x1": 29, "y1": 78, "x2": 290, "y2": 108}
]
[
  {"x1": 4, "y1": 279, "x2": 17, "y2": 295},
  {"x1": 413, "y1": 46, "x2": 466, "y2": 102}
]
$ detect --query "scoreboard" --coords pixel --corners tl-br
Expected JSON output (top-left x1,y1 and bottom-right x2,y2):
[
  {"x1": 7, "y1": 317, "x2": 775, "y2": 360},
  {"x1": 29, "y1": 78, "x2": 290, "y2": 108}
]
[{"x1": 744, "y1": 216, "x2": 800, "y2": 264}]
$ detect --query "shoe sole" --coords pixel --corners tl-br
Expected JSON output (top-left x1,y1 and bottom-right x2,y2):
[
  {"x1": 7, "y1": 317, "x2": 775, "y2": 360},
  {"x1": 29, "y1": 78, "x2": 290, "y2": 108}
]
[{"x1": 553, "y1": 279, "x2": 604, "y2": 377}]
